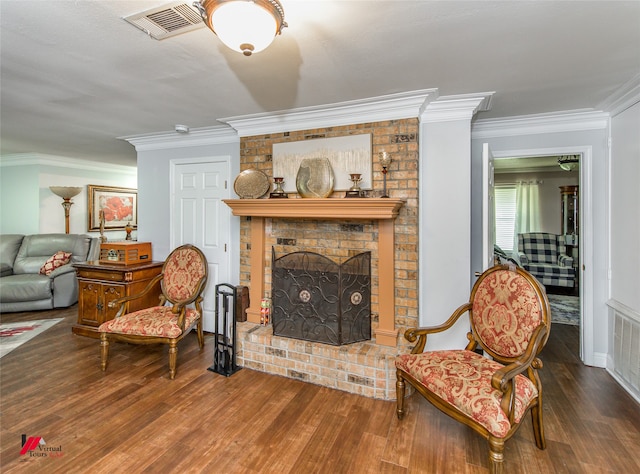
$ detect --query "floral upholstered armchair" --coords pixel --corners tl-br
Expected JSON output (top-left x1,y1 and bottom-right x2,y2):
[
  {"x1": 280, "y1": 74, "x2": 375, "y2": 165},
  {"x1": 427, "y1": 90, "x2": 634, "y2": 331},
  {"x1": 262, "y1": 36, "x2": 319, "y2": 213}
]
[
  {"x1": 99, "y1": 244, "x2": 208, "y2": 379},
  {"x1": 395, "y1": 264, "x2": 550, "y2": 474}
]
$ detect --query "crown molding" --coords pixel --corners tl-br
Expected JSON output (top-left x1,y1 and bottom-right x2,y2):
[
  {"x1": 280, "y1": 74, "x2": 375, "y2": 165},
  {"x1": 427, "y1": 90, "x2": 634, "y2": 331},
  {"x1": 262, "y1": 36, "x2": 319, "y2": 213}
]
[
  {"x1": 471, "y1": 109, "x2": 609, "y2": 139},
  {"x1": 219, "y1": 89, "x2": 439, "y2": 137},
  {"x1": 121, "y1": 125, "x2": 239, "y2": 152},
  {"x1": 421, "y1": 92, "x2": 495, "y2": 123},
  {"x1": 0, "y1": 153, "x2": 136, "y2": 174},
  {"x1": 597, "y1": 73, "x2": 640, "y2": 117}
]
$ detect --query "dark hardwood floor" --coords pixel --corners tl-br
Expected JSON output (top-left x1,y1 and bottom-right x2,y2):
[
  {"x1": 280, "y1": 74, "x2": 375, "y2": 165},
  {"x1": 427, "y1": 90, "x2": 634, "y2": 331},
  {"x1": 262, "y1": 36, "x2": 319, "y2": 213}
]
[{"x1": 1, "y1": 306, "x2": 639, "y2": 473}]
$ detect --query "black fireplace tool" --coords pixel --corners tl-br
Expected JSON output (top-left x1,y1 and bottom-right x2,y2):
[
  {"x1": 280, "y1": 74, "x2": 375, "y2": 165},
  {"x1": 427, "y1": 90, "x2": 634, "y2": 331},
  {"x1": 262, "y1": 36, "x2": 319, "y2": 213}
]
[{"x1": 208, "y1": 283, "x2": 241, "y2": 376}]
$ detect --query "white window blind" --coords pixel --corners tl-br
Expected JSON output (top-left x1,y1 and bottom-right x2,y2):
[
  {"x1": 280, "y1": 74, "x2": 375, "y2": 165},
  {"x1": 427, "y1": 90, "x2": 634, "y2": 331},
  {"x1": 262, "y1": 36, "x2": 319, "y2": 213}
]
[{"x1": 495, "y1": 185, "x2": 516, "y2": 251}]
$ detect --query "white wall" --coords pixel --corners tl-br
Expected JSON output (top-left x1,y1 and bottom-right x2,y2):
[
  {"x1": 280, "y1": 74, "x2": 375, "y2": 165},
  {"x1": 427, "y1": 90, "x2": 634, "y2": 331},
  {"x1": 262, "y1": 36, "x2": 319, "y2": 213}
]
[
  {"x1": 609, "y1": 101, "x2": 640, "y2": 310},
  {"x1": 0, "y1": 163, "x2": 40, "y2": 234},
  {"x1": 132, "y1": 130, "x2": 240, "y2": 273},
  {"x1": 606, "y1": 98, "x2": 640, "y2": 402},
  {"x1": 418, "y1": 97, "x2": 486, "y2": 349},
  {"x1": 0, "y1": 154, "x2": 136, "y2": 237},
  {"x1": 471, "y1": 113, "x2": 609, "y2": 367}
]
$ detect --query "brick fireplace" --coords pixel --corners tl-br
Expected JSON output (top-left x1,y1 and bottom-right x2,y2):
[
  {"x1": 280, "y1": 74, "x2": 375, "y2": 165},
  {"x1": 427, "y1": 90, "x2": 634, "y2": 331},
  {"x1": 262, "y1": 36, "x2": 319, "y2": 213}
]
[{"x1": 229, "y1": 119, "x2": 420, "y2": 400}]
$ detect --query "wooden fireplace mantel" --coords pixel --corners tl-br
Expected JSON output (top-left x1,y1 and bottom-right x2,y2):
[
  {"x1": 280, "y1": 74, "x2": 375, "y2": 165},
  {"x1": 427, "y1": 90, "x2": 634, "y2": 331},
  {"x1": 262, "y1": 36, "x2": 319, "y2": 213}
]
[
  {"x1": 224, "y1": 197, "x2": 405, "y2": 347},
  {"x1": 223, "y1": 198, "x2": 404, "y2": 219}
]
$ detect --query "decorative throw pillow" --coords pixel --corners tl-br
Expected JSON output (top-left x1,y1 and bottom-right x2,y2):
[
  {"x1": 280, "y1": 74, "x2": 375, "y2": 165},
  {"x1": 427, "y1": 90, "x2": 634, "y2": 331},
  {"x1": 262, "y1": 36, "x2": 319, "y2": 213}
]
[{"x1": 39, "y1": 251, "x2": 72, "y2": 275}]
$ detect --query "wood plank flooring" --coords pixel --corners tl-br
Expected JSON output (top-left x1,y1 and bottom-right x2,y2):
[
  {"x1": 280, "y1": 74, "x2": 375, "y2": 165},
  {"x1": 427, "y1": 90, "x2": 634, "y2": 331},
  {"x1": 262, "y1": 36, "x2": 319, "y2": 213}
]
[{"x1": 1, "y1": 307, "x2": 639, "y2": 473}]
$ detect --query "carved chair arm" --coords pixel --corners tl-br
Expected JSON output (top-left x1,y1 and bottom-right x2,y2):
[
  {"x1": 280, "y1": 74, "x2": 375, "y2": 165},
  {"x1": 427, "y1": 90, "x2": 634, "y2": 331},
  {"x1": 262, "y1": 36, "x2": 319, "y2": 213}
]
[
  {"x1": 175, "y1": 294, "x2": 204, "y2": 331},
  {"x1": 404, "y1": 302, "x2": 472, "y2": 354},
  {"x1": 108, "y1": 273, "x2": 164, "y2": 317},
  {"x1": 174, "y1": 276, "x2": 208, "y2": 330},
  {"x1": 491, "y1": 323, "x2": 549, "y2": 422}
]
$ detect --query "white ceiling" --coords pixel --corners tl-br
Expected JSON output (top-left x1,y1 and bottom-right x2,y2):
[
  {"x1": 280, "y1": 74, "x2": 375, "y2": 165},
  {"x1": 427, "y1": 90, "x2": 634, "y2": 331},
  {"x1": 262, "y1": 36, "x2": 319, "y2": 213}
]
[{"x1": 1, "y1": 1, "x2": 639, "y2": 167}]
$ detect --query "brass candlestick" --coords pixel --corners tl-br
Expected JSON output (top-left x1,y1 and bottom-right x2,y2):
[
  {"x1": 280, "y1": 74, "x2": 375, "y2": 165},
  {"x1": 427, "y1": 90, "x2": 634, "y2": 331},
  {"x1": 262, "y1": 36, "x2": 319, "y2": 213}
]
[
  {"x1": 345, "y1": 173, "x2": 362, "y2": 198},
  {"x1": 270, "y1": 177, "x2": 288, "y2": 198}
]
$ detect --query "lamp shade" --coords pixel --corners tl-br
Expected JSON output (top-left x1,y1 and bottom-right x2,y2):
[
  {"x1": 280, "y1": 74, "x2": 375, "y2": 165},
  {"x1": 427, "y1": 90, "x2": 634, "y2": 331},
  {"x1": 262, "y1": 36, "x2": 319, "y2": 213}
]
[
  {"x1": 378, "y1": 151, "x2": 392, "y2": 167},
  {"x1": 196, "y1": 0, "x2": 287, "y2": 56},
  {"x1": 50, "y1": 186, "x2": 82, "y2": 199}
]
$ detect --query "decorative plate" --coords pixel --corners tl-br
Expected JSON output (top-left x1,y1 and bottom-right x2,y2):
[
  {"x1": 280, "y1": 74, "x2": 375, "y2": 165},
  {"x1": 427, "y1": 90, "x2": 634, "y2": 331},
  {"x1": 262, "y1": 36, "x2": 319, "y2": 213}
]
[{"x1": 234, "y1": 169, "x2": 270, "y2": 199}]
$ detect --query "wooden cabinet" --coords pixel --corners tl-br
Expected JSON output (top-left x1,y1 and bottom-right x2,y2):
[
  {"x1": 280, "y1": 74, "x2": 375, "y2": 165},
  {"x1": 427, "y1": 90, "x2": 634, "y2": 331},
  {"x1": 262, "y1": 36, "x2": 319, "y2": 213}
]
[
  {"x1": 560, "y1": 185, "x2": 579, "y2": 238},
  {"x1": 560, "y1": 185, "x2": 579, "y2": 257},
  {"x1": 72, "y1": 260, "x2": 164, "y2": 338}
]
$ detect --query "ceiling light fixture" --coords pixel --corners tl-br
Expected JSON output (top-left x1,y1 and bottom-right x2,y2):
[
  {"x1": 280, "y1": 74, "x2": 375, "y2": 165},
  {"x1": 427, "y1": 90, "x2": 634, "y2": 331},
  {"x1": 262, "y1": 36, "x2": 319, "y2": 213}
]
[
  {"x1": 193, "y1": 0, "x2": 287, "y2": 56},
  {"x1": 558, "y1": 155, "x2": 580, "y2": 171}
]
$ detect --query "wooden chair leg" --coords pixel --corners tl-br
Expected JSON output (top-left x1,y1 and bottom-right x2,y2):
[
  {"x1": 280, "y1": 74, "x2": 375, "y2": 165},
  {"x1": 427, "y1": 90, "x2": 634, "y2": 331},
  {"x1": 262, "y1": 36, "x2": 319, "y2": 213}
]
[
  {"x1": 196, "y1": 319, "x2": 204, "y2": 350},
  {"x1": 531, "y1": 404, "x2": 546, "y2": 449},
  {"x1": 168, "y1": 341, "x2": 178, "y2": 380},
  {"x1": 488, "y1": 437, "x2": 505, "y2": 474},
  {"x1": 396, "y1": 369, "x2": 406, "y2": 420},
  {"x1": 100, "y1": 333, "x2": 109, "y2": 372}
]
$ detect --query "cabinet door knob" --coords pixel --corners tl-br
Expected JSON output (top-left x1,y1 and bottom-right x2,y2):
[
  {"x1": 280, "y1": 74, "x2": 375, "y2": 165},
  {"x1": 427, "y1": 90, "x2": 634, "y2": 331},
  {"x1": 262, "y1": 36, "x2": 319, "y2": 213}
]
[{"x1": 97, "y1": 302, "x2": 104, "y2": 311}]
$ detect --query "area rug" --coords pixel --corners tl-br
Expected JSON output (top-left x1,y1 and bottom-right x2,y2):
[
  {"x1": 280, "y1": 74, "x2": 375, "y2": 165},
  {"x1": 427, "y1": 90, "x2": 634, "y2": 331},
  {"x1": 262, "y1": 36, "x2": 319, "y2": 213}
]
[
  {"x1": 0, "y1": 319, "x2": 63, "y2": 359},
  {"x1": 548, "y1": 294, "x2": 580, "y2": 326}
]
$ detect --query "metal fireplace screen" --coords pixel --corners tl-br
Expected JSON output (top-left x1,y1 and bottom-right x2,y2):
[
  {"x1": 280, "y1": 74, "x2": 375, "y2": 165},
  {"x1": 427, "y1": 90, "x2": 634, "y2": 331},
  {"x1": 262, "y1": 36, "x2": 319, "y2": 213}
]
[{"x1": 271, "y1": 250, "x2": 371, "y2": 345}]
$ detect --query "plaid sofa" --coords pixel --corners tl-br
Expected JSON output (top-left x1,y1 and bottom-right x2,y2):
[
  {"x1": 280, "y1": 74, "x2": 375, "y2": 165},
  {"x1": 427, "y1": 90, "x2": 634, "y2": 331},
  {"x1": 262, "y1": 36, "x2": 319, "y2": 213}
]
[{"x1": 517, "y1": 233, "x2": 575, "y2": 287}]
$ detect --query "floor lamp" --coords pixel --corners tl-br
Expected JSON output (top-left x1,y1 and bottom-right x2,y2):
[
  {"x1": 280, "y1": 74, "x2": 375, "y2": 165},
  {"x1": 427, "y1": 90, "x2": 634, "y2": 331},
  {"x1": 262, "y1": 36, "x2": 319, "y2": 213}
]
[{"x1": 50, "y1": 186, "x2": 82, "y2": 234}]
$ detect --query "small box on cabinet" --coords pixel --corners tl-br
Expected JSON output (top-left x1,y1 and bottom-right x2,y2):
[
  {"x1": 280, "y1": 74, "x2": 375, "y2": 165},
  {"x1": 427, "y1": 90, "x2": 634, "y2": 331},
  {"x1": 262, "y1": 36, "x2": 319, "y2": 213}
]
[{"x1": 99, "y1": 242, "x2": 152, "y2": 265}]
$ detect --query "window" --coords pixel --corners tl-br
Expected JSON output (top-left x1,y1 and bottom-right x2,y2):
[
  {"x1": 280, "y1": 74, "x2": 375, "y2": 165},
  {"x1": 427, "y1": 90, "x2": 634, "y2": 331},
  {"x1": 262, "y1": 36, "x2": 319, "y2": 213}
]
[{"x1": 495, "y1": 185, "x2": 516, "y2": 251}]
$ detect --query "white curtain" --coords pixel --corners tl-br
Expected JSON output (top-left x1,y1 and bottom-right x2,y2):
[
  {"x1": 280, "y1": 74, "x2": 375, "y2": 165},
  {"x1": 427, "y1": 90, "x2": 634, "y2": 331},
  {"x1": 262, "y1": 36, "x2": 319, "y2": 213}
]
[{"x1": 513, "y1": 180, "x2": 541, "y2": 251}]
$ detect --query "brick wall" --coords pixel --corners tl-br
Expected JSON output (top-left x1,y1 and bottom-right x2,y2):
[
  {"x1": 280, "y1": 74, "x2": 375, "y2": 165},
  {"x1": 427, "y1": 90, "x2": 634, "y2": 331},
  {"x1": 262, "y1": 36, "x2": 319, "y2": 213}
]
[{"x1": 236, "y1": 119, "x2": 420, "y2": 399}]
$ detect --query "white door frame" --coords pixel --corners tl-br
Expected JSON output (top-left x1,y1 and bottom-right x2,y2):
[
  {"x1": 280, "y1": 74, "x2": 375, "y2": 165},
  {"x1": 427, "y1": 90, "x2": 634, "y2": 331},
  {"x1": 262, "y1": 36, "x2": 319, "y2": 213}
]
[
  {"x1": 482, "y1": 143, "x2": 495, "y2": 271},
  {"x1": 491, "y1": 145, "x2": 593, "y2": 366}
]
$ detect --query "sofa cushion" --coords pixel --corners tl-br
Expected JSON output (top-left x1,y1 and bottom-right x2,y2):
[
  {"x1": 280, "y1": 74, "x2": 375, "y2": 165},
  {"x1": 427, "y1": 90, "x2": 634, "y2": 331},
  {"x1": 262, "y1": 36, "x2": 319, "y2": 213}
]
[
  {"x1": 0, "y1": 234, "x2": 24, "y2": 276},
  {"x1": 13, "y1": 234, "x2": 92, "y2": 274},
  {"x1": 1, "y1": 263, "x2": 13, "y2": 277},
  {"x1": 0, "y1": 274, "x2": 53, "y2": 302},
  {"x1": 39, "y1": 251, "x2": 72, "y2": 275},
  {"x1": 518, "y1": 233, "x2": 558, "y2": 264},
  {"x1": 523, "y1": 263, "x2": 575, "y2": 287}
]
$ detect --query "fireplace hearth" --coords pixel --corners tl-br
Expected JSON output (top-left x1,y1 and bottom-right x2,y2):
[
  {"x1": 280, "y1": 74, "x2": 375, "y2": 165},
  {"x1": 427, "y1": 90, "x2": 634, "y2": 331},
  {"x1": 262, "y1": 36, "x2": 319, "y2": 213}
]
[{"x1": 271, "y1": 250, "x2": 371, "y2": 345}]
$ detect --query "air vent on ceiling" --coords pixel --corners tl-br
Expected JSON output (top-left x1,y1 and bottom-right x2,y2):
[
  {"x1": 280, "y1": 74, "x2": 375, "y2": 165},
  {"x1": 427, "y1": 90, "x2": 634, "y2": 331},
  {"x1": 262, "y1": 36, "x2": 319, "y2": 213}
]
[{"x1": 123, "y1": 2, "x2": 205, "y2": 40}]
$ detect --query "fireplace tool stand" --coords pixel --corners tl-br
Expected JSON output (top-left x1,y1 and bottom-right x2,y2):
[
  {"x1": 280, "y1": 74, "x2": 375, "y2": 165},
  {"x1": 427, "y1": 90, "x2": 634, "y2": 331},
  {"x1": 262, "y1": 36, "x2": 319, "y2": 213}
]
[{"x1": 208, "y1": 283, "x2": 242, "y2": 376}]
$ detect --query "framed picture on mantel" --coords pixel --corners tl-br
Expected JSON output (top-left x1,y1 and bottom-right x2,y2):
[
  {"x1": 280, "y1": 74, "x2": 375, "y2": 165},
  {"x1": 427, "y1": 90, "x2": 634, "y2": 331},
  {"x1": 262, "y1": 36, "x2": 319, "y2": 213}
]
[
  {"x1": 273, "y1": 134, "x2": 372, "y2": 193},
  {"x1": 87, "y1": 185, "x2": 137, "y2": 231}
]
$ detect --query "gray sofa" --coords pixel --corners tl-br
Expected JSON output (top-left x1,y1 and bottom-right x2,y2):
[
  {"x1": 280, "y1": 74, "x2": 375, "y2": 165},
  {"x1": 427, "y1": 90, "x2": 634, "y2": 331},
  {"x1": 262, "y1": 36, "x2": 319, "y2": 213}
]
[{"x1": 0, "y1": 234, "x2": 100, "y2": 312}]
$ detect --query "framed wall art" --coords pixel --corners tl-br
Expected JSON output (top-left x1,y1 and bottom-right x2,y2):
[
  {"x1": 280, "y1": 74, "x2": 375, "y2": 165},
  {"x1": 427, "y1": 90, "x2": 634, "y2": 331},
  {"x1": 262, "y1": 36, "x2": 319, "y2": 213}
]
[
  {"x1": 273, "y1": 134, "x2": 372, "y2": 193},
  {"x1": 88, "y1": 185, "x2": 137, "y2": 231}
]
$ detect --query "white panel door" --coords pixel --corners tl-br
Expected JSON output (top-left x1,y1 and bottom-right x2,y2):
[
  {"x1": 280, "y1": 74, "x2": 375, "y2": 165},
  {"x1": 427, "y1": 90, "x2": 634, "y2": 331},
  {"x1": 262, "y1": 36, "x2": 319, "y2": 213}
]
[
  {"x1": 172, "y1": 160, "x2": 230, "y2": 332},
  {"x1": 482, "y1": 143, "x2": 495, "y2": 272}
]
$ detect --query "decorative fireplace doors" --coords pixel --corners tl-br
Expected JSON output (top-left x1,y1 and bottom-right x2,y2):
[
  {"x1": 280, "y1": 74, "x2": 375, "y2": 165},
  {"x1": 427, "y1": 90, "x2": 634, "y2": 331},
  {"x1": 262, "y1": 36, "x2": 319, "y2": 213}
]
[{"x1": 271, "y1": 250, "x2": 371, "y2": 346}]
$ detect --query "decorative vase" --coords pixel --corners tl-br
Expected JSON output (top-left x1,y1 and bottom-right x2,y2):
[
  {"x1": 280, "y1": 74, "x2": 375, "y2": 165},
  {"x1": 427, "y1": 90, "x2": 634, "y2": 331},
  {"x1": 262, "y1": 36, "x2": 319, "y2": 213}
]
[
  {"x1": 296, "y1": 157, "x2": 334, "y2": 198},
  {"x1": 125, "y1": 222, "x2": 133, "y2": 240}
]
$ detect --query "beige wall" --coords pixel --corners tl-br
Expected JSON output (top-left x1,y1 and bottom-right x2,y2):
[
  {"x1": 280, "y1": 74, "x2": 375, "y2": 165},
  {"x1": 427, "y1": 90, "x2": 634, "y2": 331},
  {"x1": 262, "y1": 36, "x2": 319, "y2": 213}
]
[{"x1": 495, "y1": 169, "x2": 579, "y2": 235}]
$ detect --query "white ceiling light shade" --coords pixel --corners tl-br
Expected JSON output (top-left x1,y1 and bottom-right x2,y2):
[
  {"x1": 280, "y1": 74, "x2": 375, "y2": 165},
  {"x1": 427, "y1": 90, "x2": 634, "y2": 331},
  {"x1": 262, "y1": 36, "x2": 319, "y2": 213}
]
[{"x1": 194, "y1": 0, "x2": 287, "y2": 56}]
